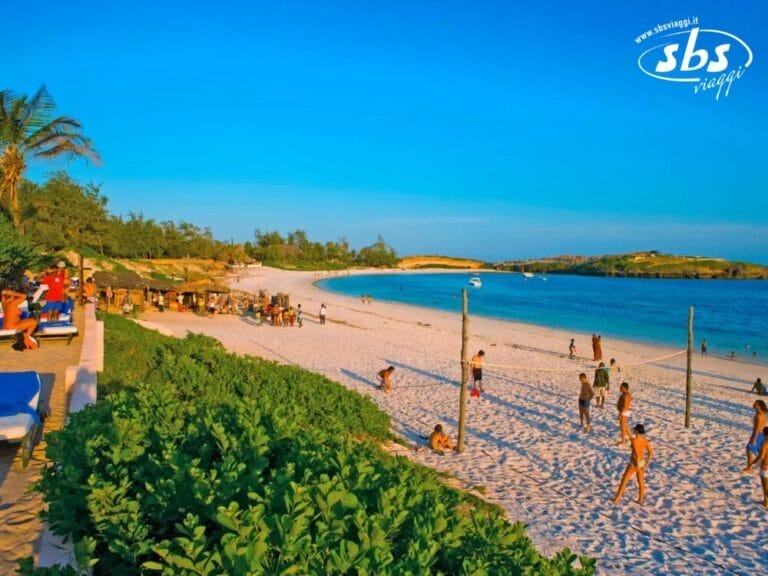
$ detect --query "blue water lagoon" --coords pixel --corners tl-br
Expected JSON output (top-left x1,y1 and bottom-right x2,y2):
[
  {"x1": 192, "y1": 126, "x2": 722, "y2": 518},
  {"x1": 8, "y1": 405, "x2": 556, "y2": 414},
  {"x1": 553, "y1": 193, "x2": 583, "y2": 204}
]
[{"x1": 318, "y1": 273, "x2": 768, "y2": 363}]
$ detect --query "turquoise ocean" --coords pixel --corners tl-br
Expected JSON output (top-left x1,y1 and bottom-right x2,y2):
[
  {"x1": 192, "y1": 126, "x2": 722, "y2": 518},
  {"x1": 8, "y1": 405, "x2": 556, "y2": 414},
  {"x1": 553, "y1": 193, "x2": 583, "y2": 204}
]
[{"x1": 318, "y1": 273, "x2": 768, "y2": 364}]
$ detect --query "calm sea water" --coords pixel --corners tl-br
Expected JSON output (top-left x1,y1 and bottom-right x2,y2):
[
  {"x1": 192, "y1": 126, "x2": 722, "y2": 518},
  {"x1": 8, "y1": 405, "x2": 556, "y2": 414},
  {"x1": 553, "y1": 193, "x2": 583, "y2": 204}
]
[{"x1": 318, "y1": 273, "x2": 768, "y2": 363}]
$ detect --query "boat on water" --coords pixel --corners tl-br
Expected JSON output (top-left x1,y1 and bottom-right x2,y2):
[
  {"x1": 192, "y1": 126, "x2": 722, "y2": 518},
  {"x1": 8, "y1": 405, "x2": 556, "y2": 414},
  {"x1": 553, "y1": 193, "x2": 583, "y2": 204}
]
[
  {"x1": 469, "y1": 276, "x2": 482, "y2": 287},
  {"x1": 522, "y1": 272, "x2": 534, "y2": 278}
]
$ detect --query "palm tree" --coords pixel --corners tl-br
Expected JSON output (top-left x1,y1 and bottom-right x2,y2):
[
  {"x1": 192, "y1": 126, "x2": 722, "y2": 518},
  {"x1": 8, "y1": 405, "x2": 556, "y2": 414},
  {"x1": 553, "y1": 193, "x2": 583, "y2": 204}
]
[{"x1": 0, "y1": 86, "x2": 99, "y2": 229}]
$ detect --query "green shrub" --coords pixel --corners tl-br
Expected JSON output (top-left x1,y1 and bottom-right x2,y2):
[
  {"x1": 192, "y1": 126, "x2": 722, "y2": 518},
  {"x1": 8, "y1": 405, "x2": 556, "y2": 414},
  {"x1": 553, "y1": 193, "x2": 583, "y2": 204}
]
[{"x1": 24, "y1": 315, "x2": 594, "y2": 575}]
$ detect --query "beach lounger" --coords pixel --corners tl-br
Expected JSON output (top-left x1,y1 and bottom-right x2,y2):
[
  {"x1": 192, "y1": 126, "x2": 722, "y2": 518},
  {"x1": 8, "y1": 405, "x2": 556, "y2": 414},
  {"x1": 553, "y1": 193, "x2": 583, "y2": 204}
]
[
  {"x1": 0, "y1": 371, "x2": 43, "y2": 466},
  {"x1": 36, "y1": 321, "x2": 79, "y2": 344}
]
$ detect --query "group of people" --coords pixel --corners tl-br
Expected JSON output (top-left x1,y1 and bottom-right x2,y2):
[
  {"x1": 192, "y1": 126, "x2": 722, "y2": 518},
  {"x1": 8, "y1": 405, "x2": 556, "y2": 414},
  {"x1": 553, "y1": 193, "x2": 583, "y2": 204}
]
[
  {"x1": 568, "y1": 334, "x2": 604, "y2": 362},
  {"x1": 360, "y1": 294, "x2": 373, "y2": 305}
]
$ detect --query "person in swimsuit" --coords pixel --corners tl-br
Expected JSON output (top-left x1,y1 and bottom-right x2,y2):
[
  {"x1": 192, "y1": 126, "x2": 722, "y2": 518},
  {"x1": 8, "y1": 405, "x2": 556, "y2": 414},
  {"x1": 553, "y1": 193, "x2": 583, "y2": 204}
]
[
  {"x1": 429, "y1": 424, "x2": 453, "y2": 454},
  {"x1": 377, "y1": 366, "x2": 395, "y2": 392},
  {"x1": 569, "y1": 338, "x2": 576, "y2": 359},
  {"x1": 616, "y1": 382, "x2": 632, "y2": 446},
  {"x1": 1, "y1": 288, "x2": 39, "y2": 349},
  {"x1": 744, "y1": 399, "x2": 767, "y2": 472},
  {"x1": 470, "y1": 350, "x2": 485, "y2": 393},
  {"x1": 612, "y1": 423, "x2": 653, "y2": 505},
  {"x1": 578, "y1": 373, "x2": 594, "y2": 432},
  {"x1": 757, "y1": 426, "x2": 768, "y2": 509}
]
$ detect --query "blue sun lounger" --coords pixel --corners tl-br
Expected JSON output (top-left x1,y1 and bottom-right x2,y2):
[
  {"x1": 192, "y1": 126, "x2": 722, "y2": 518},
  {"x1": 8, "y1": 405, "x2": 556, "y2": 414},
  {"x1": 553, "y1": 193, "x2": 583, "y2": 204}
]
[{"x1": 0, "y1": 371, "x2": 43, "y2": 466}]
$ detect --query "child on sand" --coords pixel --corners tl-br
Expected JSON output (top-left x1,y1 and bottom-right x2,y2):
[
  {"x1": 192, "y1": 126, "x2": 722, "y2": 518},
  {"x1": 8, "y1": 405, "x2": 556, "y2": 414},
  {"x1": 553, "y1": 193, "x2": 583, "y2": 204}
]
[
  {"x1": 744, "y1": 400, "x2": 767, "y2": 472},
  {"x1": 569, "y1": 338, "x2": 576, "y2": 359},
  {"x1": 578, "y1": 373, "x2": 594, "y2": 432},
  {"x1": 758, "y1": 426, "x2": 768, "y2": 508},
  {"x1": 429, "y1": 424, "x2": 453, "y2": 454},
  {"x1": 612, "y1": 423, "x2": 653, "y2": 505},
  {"x1": 616, "y1": 382, "x2": 632, "y2": 445},
  {"x1": 377, "y1": 366, "x2": 395, "y2": 392},
  {"x1": 470, "y1": 350, "x2": 485, "y2": 393}
]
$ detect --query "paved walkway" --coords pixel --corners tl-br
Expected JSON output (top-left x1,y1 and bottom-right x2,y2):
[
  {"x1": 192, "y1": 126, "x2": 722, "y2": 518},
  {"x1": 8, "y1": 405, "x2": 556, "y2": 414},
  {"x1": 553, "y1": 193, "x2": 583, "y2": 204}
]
[{"x1": 0, "y1": 309, "x2": 83, "y2": 574}]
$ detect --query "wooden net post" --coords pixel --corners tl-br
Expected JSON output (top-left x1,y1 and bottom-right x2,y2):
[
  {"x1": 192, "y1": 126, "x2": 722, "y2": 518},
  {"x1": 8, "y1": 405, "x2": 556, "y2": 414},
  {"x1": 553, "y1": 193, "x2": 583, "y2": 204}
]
[
  {"x1": 685, "y1": 306, "x2": 694, "y2": 428},
  {"x1": 457, "y1": 289, "x2": 469, "y2": 452}
]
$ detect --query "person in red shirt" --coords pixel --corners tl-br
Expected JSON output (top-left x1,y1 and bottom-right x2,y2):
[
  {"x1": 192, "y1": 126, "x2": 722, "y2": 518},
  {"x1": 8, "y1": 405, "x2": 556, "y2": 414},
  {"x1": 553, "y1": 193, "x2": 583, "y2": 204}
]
[
  {"x1": 1, "y1": 288, "x2": 38, "y2": 349},
  {"x1": 40, "y1": 262, "x2": 67, "y2": 321}
]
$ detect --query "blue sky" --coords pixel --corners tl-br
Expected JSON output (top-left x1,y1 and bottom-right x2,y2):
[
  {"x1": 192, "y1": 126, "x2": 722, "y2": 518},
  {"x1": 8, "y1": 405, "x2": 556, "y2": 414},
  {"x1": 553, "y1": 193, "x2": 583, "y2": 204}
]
[{"x1": 4, "y1": 0, "x2": 767, "y2": 262}]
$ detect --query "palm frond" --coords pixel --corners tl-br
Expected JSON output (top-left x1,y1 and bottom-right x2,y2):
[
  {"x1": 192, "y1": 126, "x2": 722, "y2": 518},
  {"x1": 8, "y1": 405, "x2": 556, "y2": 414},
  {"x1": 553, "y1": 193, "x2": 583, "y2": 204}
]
[{"x1": 22, "y1": 85, "x2": 55, "y2": 131}]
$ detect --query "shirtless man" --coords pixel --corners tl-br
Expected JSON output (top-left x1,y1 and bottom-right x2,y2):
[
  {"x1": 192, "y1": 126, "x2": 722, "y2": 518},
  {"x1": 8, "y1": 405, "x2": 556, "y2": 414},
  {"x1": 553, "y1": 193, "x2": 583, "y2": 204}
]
[
  {"x1": 616, "y1": 382, "x2": 632, "y2": 445},
  {"x1": 744, "y1": 400, "x2": 767, "y2": 472},
  {"x1": 470, "y1": 350, "x2": 485, "y2": 393},
  {"x1": 429, "y1": 424, "x2": 453, "y2": 454},
  {"x1": 612, "y1": 423, "x2": 653, "y2": 505},
  {"x1": 377, "y1": 366, "x2": 395, "y2": 392},
  {"x1": 1, "y1": 288, "x2": 38, "y2": 349}
]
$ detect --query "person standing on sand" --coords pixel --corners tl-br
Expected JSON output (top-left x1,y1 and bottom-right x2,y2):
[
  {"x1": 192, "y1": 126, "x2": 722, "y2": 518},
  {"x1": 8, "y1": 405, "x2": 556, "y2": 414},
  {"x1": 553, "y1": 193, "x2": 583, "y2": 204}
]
[
  {"x1": 593, "y1": 362, "x2": 609, "y2": 409},
  {"x1": 578, "y1": 373, "x2": 594, "y2": 432},
  {"x1": 377, "y1": 366, "x2": 395, "y2": 392},
  {"x1": 701, "y1": 339, "x2": 708, "y2": 357},
  {"x1": 470, "y1": 350, "x2": 485, "y2": 393},
  {"x1": 616, "y1": 382, "x2": 632, "y2": 445},
  {"x1": 569, "y1": 338, "x2": 576, "y2": 359},
  {"x1": 319, "y1": 303, "x2": 327, "y2": 325},
  {"x1": 593, "y1": 334, "x2": 603, "y2": 361},
  {"x1": 612, "y1": 423, "x2": 653, "y2": 505},
  {"x1": 757, "y1": 426, "x2": 768, "y2": 508},
  {"x1": 429, "y1": 424, "x2": 453, "y2": 454},
  {"x1": 296, "y1": 304, "x2": 303, "y2": 327},
  {"x1": 744, "y1": 400, "x2": 767, "y2": 472}
]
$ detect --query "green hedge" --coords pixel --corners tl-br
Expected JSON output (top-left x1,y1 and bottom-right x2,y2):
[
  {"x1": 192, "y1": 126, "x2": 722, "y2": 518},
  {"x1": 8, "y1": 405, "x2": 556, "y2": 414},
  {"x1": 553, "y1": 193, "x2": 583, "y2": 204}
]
[{"x1": 23, "y1": 315, "x2": 594, "y2": 575}]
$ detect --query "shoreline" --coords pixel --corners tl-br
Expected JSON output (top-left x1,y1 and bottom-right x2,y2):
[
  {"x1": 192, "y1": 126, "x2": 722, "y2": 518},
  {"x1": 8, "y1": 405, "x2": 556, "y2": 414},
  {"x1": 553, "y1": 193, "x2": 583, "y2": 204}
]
[
  {"x1": 313, "y1": 267, "x2": 766, "y2": 369},
  {"x1": 137, "y1": 267, "x2": 767, "y2": 575}
]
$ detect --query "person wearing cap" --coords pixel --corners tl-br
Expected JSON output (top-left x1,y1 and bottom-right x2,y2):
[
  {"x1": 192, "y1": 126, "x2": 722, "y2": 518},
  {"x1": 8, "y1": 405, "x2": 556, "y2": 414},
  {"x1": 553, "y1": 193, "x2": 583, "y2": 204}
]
[
  {"x1": 612, "y1": 423, "x2": 654, "y2": 505},
  {"x1": 40, "y1": 262, "x2": 68, "y2": 321}
]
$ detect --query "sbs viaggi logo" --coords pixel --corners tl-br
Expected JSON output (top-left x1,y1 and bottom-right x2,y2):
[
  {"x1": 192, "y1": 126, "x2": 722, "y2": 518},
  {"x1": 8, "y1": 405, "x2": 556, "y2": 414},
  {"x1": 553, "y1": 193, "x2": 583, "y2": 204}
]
[{"x1": 635, "y1": 17, "x2": 753, "y2": 100}]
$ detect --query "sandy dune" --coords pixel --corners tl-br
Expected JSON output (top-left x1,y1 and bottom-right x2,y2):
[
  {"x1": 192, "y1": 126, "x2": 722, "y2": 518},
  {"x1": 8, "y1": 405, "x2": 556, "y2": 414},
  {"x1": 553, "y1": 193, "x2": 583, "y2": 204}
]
[{"x1": 138, "y1": 267, "x2": 768, "y2": 575}]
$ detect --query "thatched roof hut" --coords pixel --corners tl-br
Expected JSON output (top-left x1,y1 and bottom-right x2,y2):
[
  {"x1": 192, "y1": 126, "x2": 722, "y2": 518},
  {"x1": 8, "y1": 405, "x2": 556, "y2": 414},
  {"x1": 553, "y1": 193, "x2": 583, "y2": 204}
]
[
  {"x1": 92, "y1": 271, "x2": 177, "y2": 291},
  {"x1": 176, "y1": 278, "x2": 230, "y2": 295}
]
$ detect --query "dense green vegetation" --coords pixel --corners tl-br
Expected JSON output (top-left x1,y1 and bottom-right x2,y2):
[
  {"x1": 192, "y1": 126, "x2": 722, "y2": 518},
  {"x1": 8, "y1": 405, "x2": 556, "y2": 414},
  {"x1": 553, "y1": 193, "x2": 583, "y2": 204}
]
[
  {"x1": 498, "y1": 252, "x2": 768, "y2": 279},
  {"x1": 24, "y1": 315, "x2": 594, "y2": 575},
  {"x1": 0, "y1": 212, "x2": 36, "y2": 286},
  {"x1": 247, "y1": 229, "x2": 399, "y2": 269}
]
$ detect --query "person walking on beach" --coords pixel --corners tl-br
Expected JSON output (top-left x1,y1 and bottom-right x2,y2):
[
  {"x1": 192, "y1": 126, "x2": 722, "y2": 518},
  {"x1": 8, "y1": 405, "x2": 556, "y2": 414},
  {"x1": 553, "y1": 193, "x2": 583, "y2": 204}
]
[
  {"x1": 296, "y1": 304, "x2": 303, "y2": 327},
  {"x1": 377, "y1": 366, "x2": 395, "y2": 392},
  {"x1": 757, "y1": 426, "x2": 768, "y2": 508},
  {"x1": 592, "y1": 334, "x2": 603, "y2": 362},
  {"x1": 429, "y1": 424, "x2": 453, "y2": 454},
  {"x1": 569, "y1": 338, "x2": 576, "y2": 359},
  {"x1": 701, "y1": 339, "x2": 708, "y2": 357},
  {"x1": 593, "y1": 362, "x2": 610, "y2": 409},
  {"x1": 616, "y1": 382, "x2": 632, "y2": 445},
  {"x1": 470, "y1": 350, "x2": 485, "y2": 394},
  {"x1": 578, "y1": 373, "x2": 594, "y2": 432},
  {"x1": 744, "y1": 400, "x2": 767, "y2": 472},
  {"x1": 319, "y1": 303, "x2": 327, "y2": 325},
  {"x1": 612, "y1": 423, "x2": 653, "y2": 505}
]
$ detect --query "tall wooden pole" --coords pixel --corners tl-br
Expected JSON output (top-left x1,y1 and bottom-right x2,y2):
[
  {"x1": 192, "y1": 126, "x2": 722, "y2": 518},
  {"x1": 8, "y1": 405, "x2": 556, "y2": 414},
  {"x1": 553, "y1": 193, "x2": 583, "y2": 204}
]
[
  {"x1": 78, "y1": 252, "x2": 85, "y2": 307},
  {"x1": 685, "y1": 306, "x2": 694, "y2": 428},
  {"x1": 457, "y1": 289, "x2": 469, "y2": 452}
]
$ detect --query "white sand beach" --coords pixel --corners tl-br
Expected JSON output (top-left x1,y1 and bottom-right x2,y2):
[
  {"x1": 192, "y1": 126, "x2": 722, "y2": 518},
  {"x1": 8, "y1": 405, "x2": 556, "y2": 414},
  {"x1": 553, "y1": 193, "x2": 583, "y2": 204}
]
[{"x1": 138, "y1": 267, "x2": 768, "y2": 575}]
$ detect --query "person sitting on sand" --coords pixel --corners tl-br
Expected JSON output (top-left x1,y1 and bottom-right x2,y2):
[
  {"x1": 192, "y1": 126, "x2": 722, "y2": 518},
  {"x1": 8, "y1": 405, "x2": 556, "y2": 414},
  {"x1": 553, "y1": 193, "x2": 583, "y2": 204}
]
[
  {"x1": 377, "y1": 366, "x2": 395, "y2": 392},
  {"x1": 593, "y1": 362, "x2": 609, "y2": 409},
  {"x1": 470, "y1": 350, "x2": 485, "y2": 393},
  {"x1": 578, "y1": 373, "x2": 594, "y2": 432},
  {"x1": 757, "y1": 426, "x2": 768, "y2": 509},
  {"x1": 612, "y1": 423, "x2": 653, "y2": 505},
  {"x1": 609, "y1": 358, "x2": 620, "y2": 374},
  {"x1": 1, "y1": 288, "x2": 38, "y2": 349},
  {"x1": 429, "y1": 424, "x2": 453, "y2": 454},
  {"x1": 616, "y1": 382, "x2": 632, "y2": 445},
  {"x1": 744, "y1": 400, "x2": 767, "y2": 472},
  {"x1": 750, "y1": 378, "x2": 766, "y2": 396}
]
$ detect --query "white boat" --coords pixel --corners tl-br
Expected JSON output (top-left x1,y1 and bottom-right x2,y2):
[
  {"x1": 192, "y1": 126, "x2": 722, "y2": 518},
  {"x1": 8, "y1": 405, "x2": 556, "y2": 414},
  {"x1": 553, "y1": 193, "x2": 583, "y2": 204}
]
[
  {"x1": 522, "y1": 272, "x2": 534, "y2": 278},
  {"x1": 469, "y1": 276, "x2": 482, "y2": 287}
]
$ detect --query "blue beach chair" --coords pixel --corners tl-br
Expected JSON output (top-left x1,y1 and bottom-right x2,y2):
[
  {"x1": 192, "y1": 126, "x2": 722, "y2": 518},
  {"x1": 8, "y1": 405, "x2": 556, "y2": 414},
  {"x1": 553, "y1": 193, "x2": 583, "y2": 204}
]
[{"x1": 0, "y1": 371, "x2": 43, "y2": 466}]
